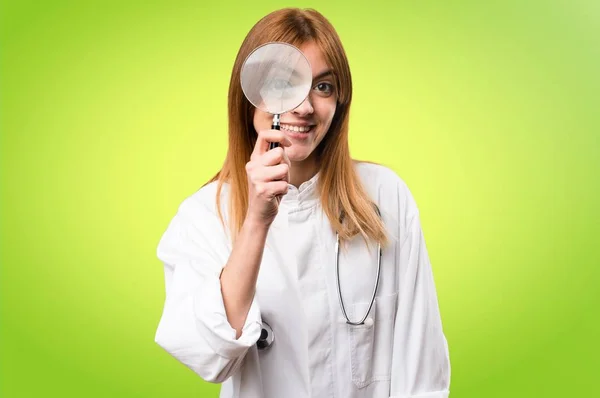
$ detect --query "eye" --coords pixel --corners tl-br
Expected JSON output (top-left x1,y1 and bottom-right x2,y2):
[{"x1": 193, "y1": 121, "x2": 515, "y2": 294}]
[
  {"x1": 268, "y1": 78, "x2": 292, "y2": 91},
  {"x1": 314, "y1": 82, "x2": 334, "y2": 96}
]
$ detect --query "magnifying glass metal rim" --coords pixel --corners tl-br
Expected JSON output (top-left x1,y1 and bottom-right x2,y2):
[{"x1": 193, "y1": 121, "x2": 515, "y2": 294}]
[
  {"x1": 240, "y1": 41, "x2": 313, "y2": 115},
  {"x1": 240, "y1": 41, "x2": 312, "y2": 151}
]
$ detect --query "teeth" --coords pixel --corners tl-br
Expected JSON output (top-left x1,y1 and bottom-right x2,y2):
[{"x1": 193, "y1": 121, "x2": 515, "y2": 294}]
[{"x1": 281, "y1": 124, "x2": 312, "y2": 132}]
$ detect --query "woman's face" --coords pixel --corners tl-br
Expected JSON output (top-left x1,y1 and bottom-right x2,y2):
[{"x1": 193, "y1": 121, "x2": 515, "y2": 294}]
[{"x1": 252, "y1": 41, "x2": 337, "y2": 164}]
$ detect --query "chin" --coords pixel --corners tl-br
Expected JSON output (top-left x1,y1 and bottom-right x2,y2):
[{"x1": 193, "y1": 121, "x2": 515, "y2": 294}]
[{"x1": 287, "y1": 150, "x2": 312, "y2": 162}]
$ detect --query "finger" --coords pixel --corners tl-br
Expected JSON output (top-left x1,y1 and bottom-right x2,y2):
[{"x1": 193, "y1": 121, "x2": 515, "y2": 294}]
[
  {"x1": 267, "y1": 130, "x2": 292, "y2": 147},
  {"x1": 260, "y1": 146, "x2": 285, "y2": 166},
  {"x1": 263, "y1": 180, "x2": 289, "y2": 198},
  {"x1": 280, "y1": 136, "x2": 293, "y2": 147},
  {"x1": 281, "y1": 146, "x2": 291, "y2": 168},
  {"x1": 254, "y1": 163, "x2": 289, "y2": 183},
  {"x1": 252, "y1": 130, "x2": 292, "y2": 158}
]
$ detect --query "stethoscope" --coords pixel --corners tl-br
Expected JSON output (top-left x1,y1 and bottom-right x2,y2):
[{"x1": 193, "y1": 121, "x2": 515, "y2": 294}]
[{"x1": 256, "y1": 205, "x2": 383, "y2": 350}]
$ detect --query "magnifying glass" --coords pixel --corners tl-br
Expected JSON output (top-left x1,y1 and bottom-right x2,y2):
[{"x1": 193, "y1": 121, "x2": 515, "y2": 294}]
[{"x1": 241, "y1": 42, "x2": 312, "y2": 150}]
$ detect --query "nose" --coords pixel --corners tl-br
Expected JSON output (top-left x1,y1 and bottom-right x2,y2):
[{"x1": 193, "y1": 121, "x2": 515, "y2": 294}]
[{"x1": 292, "y1": 96, "x2": 314, "y2": 116}]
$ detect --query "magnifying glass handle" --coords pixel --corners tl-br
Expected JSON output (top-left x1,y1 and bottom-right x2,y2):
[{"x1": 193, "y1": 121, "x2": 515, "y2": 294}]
[{"x1": 270, "y1": 114, "x2": 280, "y2": 150}]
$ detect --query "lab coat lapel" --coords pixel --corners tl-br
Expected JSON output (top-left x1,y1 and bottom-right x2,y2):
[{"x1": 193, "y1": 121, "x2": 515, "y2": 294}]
[
  {"x1": 257, "y1": 207, "x2": 304, "y2": 306},
  {"x1": 255, "y1": 207, "x2": 311, "y2": 394}
]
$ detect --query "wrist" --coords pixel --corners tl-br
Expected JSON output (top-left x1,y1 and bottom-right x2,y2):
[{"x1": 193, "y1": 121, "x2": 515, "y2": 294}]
[{"x1": 243, "y1": 213, "x2": 272, "y2": 232}]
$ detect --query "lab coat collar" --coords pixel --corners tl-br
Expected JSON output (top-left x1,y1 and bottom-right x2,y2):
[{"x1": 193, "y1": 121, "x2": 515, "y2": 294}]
[{"x1": 279, "y1": 171, "x2": 320, "y2": 209}]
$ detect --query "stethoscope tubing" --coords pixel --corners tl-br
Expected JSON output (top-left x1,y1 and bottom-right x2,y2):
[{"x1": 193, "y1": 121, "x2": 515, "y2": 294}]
[{"x1": 256, "y1": 205, "x2": 383, "y2": 349}]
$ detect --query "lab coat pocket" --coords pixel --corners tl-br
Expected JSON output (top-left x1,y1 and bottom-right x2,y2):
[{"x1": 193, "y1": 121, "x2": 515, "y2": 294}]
[{"x1": 348, "y1": 292, "x2": 398, "y2": 389}]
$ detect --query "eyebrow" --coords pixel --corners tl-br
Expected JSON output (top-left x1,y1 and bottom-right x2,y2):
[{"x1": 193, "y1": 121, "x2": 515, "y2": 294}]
[{"x1": 313, "y1": 69, "x2": 334, "y2": 81}]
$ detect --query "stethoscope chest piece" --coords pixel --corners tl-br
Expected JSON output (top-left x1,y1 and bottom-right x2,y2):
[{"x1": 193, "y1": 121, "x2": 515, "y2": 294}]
[{"x1": 256, "y1": 321, "x2": 274, "y2": 350}]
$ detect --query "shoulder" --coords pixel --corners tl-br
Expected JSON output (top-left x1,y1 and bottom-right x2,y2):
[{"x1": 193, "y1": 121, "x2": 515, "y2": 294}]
[
  {"x1": 157, "y1": 181, "x2": 232, "y2": 263},
  {"x1": 177, "y1": 180, "x2": 229, "y2": 217},
  {"x1": 354, "y1": 161, "x2": 407, "y2": 188},
  {"x1": 159, "y1": 180, "x2": 230, "y2": 243},
  {"x1": 354, "y1": 161, "x2": 413, "y2": 205},
  {"x1": 353, "y1": 161, "x2": 420, "y2": 227},
  {"x1": 159, "y1": 181, "x2": 230, "y2": 248}
]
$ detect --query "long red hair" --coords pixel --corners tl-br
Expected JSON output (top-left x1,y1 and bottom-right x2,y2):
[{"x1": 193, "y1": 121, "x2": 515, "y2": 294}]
[{"x1": 205, "y1": 8, "x2": 388, "y2": 247}]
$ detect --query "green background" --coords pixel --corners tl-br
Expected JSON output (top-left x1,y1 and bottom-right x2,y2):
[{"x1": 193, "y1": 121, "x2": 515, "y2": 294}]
[{"x1": 1, "y1": 0, "x2": 599, "y2": 397}]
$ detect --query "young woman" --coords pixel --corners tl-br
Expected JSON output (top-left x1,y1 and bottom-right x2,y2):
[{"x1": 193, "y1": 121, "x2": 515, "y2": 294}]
[{"x1": 155, "y1": 8, "x2": 451, "y2": 398}]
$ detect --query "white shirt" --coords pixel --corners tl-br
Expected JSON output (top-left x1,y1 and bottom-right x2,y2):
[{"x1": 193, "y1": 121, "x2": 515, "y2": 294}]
[{"x1": 155, "y1": 162, "x2": 451, "y2": 398}]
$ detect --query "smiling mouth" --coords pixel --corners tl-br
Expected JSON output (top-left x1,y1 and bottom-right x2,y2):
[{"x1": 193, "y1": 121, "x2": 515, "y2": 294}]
[{"x1": 280, "y1": 123, "x2": 314, "y2": 133}]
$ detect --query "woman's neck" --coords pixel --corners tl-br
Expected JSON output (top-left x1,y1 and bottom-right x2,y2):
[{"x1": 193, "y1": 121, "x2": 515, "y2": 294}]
[{"x1": 289, "y1": 155, "x2": 319, "y2": 188}]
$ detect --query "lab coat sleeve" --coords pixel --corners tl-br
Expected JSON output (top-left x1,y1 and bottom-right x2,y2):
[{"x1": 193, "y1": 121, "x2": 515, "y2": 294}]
[
  {"x1": 390, "y1": 208, "x2": 451, "y2": 398},
  {"x1": 154, "y1": 195, "x2": 262, "y2": 383}
]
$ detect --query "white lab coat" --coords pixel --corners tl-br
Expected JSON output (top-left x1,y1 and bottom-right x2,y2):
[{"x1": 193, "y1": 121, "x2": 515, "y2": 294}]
[{"x1": 155, "y1": 162, "x2": 451, "y2": 398}]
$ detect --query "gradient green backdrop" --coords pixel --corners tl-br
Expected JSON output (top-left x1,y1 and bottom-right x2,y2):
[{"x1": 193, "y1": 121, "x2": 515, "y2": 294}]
[{"x1": 1, "y1": 1, "x2": 599, "y2": 397}]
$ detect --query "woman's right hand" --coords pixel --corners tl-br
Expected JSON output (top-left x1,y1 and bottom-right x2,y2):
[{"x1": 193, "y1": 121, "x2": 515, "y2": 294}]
[{"x1": 245, "y1": 129, "x2": 292, "y2": 227}]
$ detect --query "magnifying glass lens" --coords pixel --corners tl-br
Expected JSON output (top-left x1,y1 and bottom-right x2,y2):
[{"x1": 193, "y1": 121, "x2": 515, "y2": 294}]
[{"x1": 241, "y1": 42, "x2": 312, "y2": 149}]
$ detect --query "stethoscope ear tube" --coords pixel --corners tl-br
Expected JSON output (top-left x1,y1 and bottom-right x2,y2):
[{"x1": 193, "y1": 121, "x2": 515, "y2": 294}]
[
  {"x1": 335, "y1": 233, "x2": 382, "y2": 325},
  {"x1": 335, "y1": 204, "x2": 383, "y2": 325}
]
